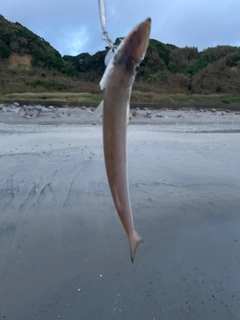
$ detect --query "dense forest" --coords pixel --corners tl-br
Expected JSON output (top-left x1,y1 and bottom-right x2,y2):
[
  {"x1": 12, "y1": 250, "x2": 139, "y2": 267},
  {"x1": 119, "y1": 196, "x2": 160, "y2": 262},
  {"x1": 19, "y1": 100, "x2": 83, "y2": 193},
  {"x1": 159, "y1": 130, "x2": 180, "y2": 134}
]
[{"x1": 1, "y1": 14, "x2": 240, "y2": 94}]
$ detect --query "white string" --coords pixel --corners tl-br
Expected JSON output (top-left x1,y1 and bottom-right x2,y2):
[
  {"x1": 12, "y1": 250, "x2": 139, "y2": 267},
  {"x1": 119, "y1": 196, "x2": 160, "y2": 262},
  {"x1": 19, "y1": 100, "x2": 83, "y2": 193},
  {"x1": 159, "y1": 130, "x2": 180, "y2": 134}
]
[
  {"x1": 98, "y1": 0, "x2": 115, "y2": 50},
  {"x1": 98, "y1": 0, "x2": 106, "y2": 31}
]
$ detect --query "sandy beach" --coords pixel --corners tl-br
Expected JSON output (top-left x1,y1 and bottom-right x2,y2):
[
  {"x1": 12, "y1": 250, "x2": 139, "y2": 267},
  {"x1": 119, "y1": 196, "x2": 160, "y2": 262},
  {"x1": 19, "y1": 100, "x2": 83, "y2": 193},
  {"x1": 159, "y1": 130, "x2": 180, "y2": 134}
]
[{"x1": 0, "y1": 107, "x2": 240, "y2": 319}]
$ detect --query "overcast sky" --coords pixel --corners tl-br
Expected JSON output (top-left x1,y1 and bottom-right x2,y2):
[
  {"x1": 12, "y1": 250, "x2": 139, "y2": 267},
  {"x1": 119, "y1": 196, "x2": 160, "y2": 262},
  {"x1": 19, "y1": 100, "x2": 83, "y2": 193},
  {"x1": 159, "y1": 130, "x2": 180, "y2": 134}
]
[{"x1": 1, "y1": 0, "x2": 240, "y2": 56}]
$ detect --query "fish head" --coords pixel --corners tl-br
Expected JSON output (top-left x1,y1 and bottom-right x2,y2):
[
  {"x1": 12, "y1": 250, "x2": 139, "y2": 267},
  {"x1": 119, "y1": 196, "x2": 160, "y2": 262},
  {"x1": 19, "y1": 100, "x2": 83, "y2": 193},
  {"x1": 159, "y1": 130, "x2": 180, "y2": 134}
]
[
  {"x1": 100, "y1": 18, "x2": 151, "y2": 90},
  {"x1": 116, "y1": 18, "x2": 151, "y2": 68}
]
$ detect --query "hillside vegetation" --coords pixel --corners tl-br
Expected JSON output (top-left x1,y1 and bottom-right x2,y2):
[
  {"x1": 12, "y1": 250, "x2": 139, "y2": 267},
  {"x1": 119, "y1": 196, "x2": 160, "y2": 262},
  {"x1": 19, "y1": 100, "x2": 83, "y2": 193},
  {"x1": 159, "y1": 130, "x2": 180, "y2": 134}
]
[
  {"x1": 1, "y1": 14, "x2": 240, "y2": 97},
  {"x1": 64, "y1": 39, "x2": 240, "y2": 94}
]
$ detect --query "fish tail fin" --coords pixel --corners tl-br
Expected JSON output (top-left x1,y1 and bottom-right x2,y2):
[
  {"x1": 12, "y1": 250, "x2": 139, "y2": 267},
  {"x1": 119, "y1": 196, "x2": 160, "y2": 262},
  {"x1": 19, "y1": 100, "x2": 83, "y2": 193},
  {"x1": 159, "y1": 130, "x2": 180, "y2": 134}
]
[{"x1": 129, "y1": 230, "x2": 143, "y2": 263}]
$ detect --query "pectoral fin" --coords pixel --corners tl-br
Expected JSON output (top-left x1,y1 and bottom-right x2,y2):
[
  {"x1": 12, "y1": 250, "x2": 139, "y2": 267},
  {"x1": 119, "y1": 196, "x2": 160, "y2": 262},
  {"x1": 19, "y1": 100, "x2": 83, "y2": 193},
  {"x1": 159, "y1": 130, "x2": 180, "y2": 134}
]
[{"x1": 93, "y1": 100, "x2": 104, "y2": 118}]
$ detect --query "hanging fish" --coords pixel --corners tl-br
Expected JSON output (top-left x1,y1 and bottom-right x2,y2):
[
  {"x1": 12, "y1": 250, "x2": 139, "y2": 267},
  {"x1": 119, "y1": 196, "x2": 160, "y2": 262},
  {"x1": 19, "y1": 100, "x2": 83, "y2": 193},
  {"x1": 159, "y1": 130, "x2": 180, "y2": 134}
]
[{"x1": 100, "y1": 18, "x2": 151, "y2": 262}]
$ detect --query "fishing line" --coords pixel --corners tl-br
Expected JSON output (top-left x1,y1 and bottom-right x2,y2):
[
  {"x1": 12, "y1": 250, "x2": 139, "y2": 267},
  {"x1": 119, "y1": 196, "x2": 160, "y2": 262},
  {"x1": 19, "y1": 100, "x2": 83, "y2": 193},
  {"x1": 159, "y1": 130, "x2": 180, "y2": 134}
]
[{"x1": 98, "y1": 0, "x2": 115, "y2": 50}]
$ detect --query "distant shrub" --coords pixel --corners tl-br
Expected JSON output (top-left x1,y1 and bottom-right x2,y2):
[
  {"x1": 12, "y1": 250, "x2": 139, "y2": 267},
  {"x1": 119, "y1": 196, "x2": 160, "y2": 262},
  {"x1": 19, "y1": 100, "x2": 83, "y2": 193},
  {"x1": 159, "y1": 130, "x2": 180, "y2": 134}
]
[
  {"x1": 0, "y1": 40, "x2": 10, "y2": 58},
  {"x1": 221, "y1": 99, "x2": 231, "y2": 104},
  {"x1": 25, "y1": 80, "x2": 67, "y2": 90},
  {"x1": 10, "y1": 41, "x2": 20, "y2": 52},
  {"x1": 18, "y1": 37, "x2": 28, "y2": 48},
  {"x1": 168, "y1": 62, "x2": 177, "y2": 73}
]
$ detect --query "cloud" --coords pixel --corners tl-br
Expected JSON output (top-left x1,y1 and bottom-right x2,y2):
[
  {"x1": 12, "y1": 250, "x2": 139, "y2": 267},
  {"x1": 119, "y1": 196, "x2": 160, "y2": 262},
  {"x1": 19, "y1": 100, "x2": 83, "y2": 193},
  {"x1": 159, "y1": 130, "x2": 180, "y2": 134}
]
[
  {"x1": 56, "y1": 27, "x2": 90, "y2": 56},
  {"x1": 1, "y1": 0, "x2": 240, "y2": 56}
]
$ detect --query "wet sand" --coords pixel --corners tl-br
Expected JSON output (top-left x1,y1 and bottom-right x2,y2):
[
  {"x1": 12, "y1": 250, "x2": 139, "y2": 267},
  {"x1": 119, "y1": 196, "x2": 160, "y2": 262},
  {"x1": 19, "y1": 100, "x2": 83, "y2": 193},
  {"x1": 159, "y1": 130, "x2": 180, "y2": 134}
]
[{"x1": 0, "y1": 122, "x2": 240, "y2": 319}]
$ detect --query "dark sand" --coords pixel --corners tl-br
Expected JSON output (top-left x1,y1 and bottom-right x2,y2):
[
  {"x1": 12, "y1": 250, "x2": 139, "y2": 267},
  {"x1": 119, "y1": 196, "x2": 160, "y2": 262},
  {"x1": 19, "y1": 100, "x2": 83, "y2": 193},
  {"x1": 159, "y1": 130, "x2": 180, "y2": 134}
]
[{"x1": 0, "y1": 123, "x2": 240, "y2": 320}]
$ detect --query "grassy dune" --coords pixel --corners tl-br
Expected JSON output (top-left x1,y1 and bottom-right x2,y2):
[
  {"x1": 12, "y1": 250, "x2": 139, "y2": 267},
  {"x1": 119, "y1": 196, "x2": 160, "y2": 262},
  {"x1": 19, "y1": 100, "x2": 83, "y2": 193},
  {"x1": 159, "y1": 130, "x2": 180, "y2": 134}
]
[
  {"x1": 0, "y1": 92, "x2": 101, "y2": 103},
  {"x1": 1, "y1": 92, "x2": 240, "y2": 107}
]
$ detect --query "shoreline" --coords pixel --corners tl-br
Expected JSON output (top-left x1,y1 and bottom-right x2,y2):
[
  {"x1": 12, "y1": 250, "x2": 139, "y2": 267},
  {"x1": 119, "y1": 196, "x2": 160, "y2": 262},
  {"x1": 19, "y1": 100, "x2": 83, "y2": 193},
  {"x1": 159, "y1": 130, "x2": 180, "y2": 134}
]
[
  {"x1": 1, "y1": 99, "x2": 240, "y2": 111},
  {"x1": 1, "y1": 102, "x2": 240, "y2": 127}
]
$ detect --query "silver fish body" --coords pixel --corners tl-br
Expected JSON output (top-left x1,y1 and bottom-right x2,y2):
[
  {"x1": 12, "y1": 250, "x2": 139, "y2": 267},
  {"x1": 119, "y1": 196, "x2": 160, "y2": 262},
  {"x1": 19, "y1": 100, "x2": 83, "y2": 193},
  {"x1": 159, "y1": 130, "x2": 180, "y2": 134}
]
[{"x1": 100, "y1": 18, "x2": 151, "y2": 262}]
